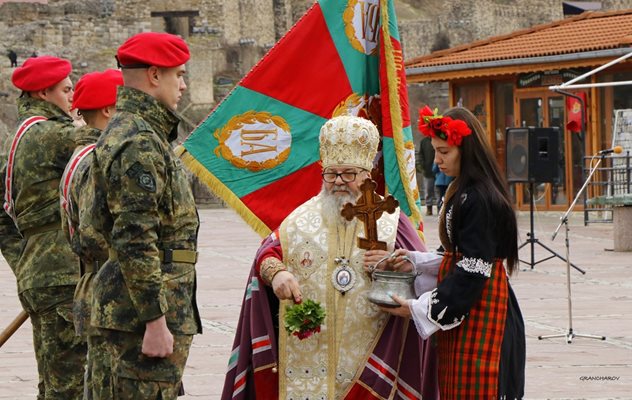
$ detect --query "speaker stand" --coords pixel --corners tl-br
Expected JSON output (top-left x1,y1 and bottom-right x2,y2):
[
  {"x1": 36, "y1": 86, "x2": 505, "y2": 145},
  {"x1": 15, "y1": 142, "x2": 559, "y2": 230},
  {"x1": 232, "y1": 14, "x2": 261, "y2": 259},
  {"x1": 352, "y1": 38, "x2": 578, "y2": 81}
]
[{"x1": 518, "y1": 182, "x2": 585, "y2": 274}]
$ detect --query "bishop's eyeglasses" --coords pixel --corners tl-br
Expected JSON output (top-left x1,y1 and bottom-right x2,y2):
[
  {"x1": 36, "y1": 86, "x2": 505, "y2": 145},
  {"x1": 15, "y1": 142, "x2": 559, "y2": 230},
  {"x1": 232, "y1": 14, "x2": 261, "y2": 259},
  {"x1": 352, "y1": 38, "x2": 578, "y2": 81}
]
[{"x1": 322, "y1": 171, "x2": 361, "y2": 183}]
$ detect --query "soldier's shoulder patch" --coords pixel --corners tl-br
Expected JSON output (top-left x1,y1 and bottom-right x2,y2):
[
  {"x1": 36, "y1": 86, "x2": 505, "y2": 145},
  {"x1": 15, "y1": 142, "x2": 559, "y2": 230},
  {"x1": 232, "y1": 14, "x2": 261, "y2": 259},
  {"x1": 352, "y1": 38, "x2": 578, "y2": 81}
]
[
  {"x1": 125, "y1": 162, "x2": 156, "y2": 192},
  {"x1": 137, "y1": 172, "x2": 156, "y2": 193}
]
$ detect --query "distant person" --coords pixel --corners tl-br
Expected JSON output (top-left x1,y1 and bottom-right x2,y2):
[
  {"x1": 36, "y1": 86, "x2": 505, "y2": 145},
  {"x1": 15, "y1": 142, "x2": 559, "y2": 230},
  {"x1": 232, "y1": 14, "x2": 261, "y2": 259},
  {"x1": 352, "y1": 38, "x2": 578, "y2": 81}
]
[
  {"x1": 8, "y1": 50, "x2": 17, "y2": 67},
  {"x1": 417, "y1": 135, "x2": 436, "y2": 215},
  {"x1": 433, "y1": 162, "x2": 453, "y2": 212}
]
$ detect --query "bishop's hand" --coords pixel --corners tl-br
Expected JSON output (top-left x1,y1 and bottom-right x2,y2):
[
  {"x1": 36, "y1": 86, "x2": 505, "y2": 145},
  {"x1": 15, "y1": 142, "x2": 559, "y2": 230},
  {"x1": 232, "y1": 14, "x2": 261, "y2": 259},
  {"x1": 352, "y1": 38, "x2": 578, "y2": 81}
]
[
  {"x1": 272, "y1": 271, "x2": 302, "y2": 303},
  {"x1": 363, "y1": 249, "x2": 392, "y2": 273}
]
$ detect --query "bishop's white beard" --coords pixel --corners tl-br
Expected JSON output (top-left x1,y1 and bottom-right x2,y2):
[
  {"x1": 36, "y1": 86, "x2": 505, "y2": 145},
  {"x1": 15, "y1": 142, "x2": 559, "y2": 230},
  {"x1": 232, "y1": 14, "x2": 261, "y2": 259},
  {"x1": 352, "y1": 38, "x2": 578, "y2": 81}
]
[{"x1": 320, "y1": 183, "x2": 357, "y2": 226}]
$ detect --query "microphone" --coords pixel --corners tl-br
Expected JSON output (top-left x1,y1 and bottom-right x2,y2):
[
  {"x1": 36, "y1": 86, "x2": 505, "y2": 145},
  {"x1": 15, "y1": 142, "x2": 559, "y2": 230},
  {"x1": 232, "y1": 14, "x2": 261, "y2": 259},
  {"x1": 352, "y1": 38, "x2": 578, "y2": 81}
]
[{"x1": 598, "y1": 146, "x2": 623, "y2": 155}]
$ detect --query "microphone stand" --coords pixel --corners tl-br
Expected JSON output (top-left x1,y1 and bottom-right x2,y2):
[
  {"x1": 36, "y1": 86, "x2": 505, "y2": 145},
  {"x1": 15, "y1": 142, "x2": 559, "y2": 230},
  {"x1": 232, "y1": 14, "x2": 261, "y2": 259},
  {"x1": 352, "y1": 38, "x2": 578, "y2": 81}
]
[{"x1": 539, "y1": 153, "x2": 606, "y2": 343}]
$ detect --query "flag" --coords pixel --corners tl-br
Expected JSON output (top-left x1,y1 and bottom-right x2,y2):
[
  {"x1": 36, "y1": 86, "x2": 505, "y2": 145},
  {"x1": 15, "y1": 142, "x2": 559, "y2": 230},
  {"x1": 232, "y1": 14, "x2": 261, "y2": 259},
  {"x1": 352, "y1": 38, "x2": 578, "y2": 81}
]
[
  {"x1": 177, "y1": 0, "x2": 423, "y2": 238},
  {"x1": 566, "y1": 92, "x2": 586, "y2": 134}
]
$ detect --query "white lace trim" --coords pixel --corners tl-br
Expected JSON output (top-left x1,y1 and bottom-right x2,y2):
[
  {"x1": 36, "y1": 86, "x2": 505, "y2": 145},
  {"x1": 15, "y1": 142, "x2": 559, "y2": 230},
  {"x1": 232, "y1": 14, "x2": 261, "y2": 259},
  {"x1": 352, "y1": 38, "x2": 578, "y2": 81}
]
[
  {"x1": 446, "y1": 205, "x2": 453, "y2": 243},
  {"x1": 457, "y1": 256, "x2": 492, "y2": 278},
  {"x1": 445, "y1": 193, "x2": 468, "y2": 244},
  {"x1": 409, "y1": 291, "x2": 439, "y2": 339},
  {"x1": 426, "y1": 289, "x2": 465, "y2": 330}
]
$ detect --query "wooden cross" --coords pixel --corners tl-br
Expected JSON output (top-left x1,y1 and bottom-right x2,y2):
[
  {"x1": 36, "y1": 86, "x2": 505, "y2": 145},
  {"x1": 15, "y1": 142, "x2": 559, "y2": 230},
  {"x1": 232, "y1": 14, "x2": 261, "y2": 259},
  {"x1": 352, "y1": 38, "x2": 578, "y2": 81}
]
[{"x1": 340, "y1": 178, "x2": 399, "y2": 251}]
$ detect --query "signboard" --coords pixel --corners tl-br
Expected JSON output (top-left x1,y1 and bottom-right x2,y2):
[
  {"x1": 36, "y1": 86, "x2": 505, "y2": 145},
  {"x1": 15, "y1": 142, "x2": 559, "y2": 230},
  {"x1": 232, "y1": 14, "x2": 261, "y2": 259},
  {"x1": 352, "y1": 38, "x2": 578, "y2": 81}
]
[
  {"x1": 517, "y1": 68, "x2": 587, "y2": 89},
  {"x1": 612, "y1": 109, "x2": 632, "y2": 151},
  {"x1": 610, "y1": 109, "x2": 632, "y2": 195}
]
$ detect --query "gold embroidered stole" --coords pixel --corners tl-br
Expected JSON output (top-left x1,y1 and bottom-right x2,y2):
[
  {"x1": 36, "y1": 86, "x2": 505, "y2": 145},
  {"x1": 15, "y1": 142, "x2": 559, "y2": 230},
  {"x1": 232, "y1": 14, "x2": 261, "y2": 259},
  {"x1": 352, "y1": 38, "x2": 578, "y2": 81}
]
[{"x1": 278, "y1": 194, "x2": 400, "y2": 399}]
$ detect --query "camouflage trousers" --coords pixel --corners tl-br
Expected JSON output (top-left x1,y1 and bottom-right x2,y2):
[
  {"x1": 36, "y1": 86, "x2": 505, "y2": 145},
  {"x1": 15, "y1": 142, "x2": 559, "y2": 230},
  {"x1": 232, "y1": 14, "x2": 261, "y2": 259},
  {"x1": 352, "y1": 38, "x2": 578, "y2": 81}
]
[
  {"x1": 92, "y1": 328, "x2": 192, "y2": 400},
  {"x1": 84, "y1": 334, "x2": 111, "y2": 400},
  {"x1": 18, "y1": 285, "x2": 87, "y2": 400}
]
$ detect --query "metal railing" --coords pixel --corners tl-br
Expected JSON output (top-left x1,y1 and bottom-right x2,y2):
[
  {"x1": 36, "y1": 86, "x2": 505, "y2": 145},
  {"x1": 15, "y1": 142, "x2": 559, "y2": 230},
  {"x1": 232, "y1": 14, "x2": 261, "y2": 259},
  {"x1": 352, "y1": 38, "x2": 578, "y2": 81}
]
[{"x1": 583, "y1": 151, "x2": 632, "y2": 224}]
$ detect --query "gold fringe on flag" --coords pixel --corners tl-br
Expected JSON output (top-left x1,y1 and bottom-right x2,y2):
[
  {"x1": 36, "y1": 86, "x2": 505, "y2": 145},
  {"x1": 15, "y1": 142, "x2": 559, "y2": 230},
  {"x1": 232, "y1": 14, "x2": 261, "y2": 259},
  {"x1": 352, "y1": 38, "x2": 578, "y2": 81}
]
[
  {"x1": 175, "y1": 145, "x2": 272, "y2": 238},
  {"x1": 379, "y1": 0, "x2": 424, "y2": 242}
]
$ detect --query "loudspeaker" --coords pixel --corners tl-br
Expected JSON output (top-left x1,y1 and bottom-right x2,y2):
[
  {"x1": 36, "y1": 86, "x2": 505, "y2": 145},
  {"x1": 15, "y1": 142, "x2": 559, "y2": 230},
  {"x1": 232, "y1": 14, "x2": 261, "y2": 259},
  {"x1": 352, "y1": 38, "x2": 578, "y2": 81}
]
[{"x1": 506, "y1": 127, "x2": 561, "y2": 183}]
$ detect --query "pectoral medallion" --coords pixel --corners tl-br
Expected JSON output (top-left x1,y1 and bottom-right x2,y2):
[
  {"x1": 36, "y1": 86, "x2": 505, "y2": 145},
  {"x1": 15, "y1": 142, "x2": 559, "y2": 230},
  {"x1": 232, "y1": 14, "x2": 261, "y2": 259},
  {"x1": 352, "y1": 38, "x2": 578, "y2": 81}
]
[{"x1": 332, "y1": 256, "x2": 356, "y2": 294}]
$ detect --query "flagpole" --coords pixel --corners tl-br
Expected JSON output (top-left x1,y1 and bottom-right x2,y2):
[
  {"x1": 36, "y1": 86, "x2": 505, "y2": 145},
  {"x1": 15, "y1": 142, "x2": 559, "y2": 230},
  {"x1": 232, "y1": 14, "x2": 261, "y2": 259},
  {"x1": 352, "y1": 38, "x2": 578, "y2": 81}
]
[{"x1": 550, "y1": 80, "x2": 632, "y2": 90}]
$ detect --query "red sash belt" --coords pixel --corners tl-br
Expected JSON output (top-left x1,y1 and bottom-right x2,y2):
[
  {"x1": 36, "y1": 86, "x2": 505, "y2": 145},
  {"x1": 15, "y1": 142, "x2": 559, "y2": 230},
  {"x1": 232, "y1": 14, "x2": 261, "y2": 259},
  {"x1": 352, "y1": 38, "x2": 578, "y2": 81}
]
[
  {"x1": 3, "y1": 116, "x2": 47, "y2": 227},
  {"x1": 60, "y1": 144, "x2": 96, "y2": 236}
]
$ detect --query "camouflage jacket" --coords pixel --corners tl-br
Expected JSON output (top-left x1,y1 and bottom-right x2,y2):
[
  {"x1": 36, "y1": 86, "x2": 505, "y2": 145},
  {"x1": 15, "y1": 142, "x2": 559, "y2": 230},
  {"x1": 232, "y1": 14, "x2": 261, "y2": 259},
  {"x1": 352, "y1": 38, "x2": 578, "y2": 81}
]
[
  {"x1": 89, "y1": 86, "x2": 201, "y2": 334},
  {"x1": 0, "y1": 139, "x2": 22, "y2": 270},
  {"x1": 0, "y1": 96, "x2": 79, "y2": 291},
  {"x1": 61, "y1": 126, "x2": 108, "y2": 266}
]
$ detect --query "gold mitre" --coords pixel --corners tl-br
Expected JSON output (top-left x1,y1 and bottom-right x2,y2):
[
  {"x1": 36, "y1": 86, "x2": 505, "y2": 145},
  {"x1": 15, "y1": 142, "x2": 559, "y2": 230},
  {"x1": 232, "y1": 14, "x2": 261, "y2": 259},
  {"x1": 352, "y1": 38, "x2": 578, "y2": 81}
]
[{"x1": 319, "y1": 115, "x2": 379, "y2": 170}]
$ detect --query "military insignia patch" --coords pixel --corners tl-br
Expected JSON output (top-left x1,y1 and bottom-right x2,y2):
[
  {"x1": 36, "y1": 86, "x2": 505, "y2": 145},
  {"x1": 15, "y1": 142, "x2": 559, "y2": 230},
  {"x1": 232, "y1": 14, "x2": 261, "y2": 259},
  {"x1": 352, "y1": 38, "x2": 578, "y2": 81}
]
[
  {"x1": 137, "y1": 172, "x2": 156, "y2": 192},
  {"x1": 125, "y1": 162, "x2": 156, "y2": 192}
]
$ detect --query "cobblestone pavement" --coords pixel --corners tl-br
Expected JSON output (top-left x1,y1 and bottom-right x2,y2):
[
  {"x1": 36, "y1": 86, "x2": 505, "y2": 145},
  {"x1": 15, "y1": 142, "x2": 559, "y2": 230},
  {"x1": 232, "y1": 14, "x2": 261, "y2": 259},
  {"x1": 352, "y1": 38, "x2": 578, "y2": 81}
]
[{"x1": 1, "y1": 208, "x2": 631, "y2": 399}]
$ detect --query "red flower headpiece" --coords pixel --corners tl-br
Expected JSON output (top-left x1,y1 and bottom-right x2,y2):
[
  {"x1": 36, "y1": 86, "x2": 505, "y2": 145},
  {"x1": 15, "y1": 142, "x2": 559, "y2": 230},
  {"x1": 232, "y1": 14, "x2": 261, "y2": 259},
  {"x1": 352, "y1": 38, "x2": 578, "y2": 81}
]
[{"x1": 418, "y1": 106, "x2": 472, "y2": 146}]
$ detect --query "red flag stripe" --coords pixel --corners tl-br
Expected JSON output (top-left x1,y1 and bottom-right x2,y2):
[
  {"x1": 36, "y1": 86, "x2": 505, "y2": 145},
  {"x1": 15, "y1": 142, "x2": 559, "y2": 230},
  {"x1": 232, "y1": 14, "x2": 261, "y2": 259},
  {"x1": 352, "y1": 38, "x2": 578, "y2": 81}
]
[
  {"x1": 240, "y1": 4, "x2": 352, "y2": 119},
  {"x1": 240, "y1": 162, "x2": 322, "y2": 231}
]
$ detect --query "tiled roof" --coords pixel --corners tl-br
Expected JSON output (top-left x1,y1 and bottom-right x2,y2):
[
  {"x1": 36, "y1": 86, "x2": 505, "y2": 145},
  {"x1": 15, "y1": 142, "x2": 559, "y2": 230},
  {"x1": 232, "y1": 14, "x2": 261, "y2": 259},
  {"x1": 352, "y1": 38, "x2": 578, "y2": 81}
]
[{"x1": 405, "y1": 9, "x2": 632, "y2": 70}]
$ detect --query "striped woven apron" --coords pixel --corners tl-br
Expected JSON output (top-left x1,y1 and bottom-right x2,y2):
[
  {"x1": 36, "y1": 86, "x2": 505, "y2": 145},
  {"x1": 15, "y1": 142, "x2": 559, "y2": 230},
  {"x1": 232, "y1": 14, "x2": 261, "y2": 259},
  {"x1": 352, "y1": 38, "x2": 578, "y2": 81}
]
[{"x1": 436, "y1": 251, "x2": 508, "y2": 399}]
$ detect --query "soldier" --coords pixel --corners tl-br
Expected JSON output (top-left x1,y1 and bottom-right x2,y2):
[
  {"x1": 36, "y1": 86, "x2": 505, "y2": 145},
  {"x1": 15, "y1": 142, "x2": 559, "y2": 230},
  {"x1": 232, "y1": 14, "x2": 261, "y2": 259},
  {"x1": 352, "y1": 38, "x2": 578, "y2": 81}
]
[
  {"x1": 0, "y1": 56, "x2": 86, "y2": 398},
  {"x1": 87, "y1": 32, "x2": 201, "y2": 399},
  {"x1": 59, "y1": 69, "x2": 123, "y2": 399}
]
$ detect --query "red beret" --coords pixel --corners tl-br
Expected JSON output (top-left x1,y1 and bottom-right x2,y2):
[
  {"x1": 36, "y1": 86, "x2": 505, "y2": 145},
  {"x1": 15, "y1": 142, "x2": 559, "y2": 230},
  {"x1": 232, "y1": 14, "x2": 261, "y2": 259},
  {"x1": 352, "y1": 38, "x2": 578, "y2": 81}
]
[
  {"x1": 72, "y1": 69, "x2": 124, "y2": 111},
  {"x1": 116, "y1": 32, "x2": 190, "y2": 68},
  {"x1": 11, "y1": 56, "x2": 72, "y2": 92}
]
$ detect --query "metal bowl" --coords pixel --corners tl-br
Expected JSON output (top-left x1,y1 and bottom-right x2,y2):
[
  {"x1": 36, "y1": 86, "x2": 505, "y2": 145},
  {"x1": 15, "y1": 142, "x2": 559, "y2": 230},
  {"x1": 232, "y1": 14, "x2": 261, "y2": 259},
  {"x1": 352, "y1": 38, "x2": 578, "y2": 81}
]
[{"x1": 367, "y1": 270, "x2": 416, "y2": 308}]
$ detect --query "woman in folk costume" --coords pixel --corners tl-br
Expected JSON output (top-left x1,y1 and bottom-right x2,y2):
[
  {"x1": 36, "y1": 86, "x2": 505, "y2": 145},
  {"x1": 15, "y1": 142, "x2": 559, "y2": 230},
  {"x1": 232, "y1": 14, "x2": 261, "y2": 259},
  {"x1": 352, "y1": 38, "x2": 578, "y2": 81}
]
[{"x1": 382, "y1": 106, "x2": 526, "y2": 399}]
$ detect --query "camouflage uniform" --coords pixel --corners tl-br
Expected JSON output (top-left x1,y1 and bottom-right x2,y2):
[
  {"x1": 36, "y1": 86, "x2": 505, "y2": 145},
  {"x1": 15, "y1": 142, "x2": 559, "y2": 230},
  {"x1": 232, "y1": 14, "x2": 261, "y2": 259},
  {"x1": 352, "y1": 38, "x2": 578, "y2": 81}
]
[
  {"x1": 61, "y1": 124, "x2": 110, "y2": 399},
  {"x1": 88, "y1": 86, "x2": 201, "y2": 399},
  {"x1": 0, "y1": 142, "x2": 24, "y2": 271},
  {"x1": 0, "y1": 96, "x2": 86, "y2": 400}
]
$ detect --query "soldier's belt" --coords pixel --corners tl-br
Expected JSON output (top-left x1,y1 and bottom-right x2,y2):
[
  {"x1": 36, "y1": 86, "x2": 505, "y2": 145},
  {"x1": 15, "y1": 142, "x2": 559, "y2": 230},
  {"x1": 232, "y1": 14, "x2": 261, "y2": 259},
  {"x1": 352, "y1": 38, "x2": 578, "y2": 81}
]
[
  {"x1": 108, "y1": 248, "x2": 198, "y2": 264},
  {"x1": 22, "y1": 222, "x2": 60, "y2": 239}
]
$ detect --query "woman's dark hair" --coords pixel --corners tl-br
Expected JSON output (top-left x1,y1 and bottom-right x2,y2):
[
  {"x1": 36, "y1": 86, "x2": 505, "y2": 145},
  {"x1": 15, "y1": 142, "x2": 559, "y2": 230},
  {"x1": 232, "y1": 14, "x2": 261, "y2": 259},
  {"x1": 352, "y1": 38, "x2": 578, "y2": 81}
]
[{"x1": 440, "y1": 107, "x2": 519, "y2": 274}]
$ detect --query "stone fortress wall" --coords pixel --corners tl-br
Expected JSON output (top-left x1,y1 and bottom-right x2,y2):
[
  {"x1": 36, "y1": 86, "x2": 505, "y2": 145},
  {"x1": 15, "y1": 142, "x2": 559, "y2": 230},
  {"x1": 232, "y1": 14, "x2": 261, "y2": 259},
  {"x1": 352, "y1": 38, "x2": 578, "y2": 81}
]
[{"x1": 3, "y1": 0, "x2": 632, "y2": 133}]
